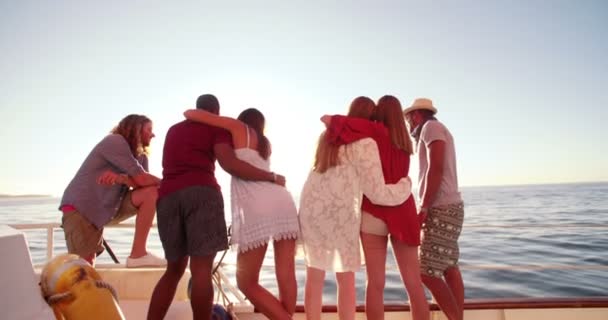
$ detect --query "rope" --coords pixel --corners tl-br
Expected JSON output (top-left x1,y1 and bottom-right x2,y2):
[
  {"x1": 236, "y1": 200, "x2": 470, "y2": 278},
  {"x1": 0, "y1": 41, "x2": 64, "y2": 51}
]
[
  {"x1": 46, "y1": 292, "x2": 73, "y2": 305},
  {"x1": 212, "y1": 225, "x2": 232, "y2": 275},
  {"x1": 226, "y1": 303, "x2": 238, "y2": 319},
  {"x1": 213, "y1": 271, "x2": 230, "y2": 306},
  {"x1": 102, "y1": 238, "x2": 120, "y2": 264},
  {"x1": 96, "y1": 280, "x2": 119, "y2": 301},
  {"x1": 213, "y1": 250, "x2": 228, "y2": 275},
  {"x1": 210, "y1": 224, "x2": 249, "y2": 311},
  {"x1": 45, "y1": 280, "x2": 119, "y2": 305}
]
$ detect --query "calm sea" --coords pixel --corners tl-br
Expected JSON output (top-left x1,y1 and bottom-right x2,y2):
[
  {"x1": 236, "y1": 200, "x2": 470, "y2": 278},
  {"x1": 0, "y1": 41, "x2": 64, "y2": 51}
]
[{"x1": 1, "y1": 182, "x2": 607, "y2": 303}]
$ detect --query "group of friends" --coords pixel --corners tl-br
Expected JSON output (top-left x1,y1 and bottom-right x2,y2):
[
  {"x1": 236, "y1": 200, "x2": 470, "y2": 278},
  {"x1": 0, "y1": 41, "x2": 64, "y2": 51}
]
[{"x1": 59, "y1": 93, "x2": 465, "y2": 320}]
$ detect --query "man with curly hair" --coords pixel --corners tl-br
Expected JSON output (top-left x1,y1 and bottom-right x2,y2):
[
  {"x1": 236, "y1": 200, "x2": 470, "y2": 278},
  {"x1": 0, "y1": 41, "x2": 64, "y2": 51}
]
[{"x1": 59, "y1": 114, "x2": 166, "y2": 268}]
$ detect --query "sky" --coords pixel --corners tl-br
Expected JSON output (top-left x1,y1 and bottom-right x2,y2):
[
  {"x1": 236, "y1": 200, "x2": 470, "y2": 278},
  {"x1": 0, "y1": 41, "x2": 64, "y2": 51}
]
[{"x1": 1, "y1": 0, "x2": 607, "y2": 196}]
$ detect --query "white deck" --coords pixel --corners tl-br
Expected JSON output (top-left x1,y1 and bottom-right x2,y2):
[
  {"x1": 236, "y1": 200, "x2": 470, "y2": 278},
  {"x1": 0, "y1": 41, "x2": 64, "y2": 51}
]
[{"x1": 0, "y1": 225, "x2": 56, "y2": 320}]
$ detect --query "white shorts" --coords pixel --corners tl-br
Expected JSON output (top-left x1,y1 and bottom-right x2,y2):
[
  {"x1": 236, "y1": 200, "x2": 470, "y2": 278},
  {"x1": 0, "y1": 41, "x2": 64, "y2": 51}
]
[{"x1": 360, "y1": 211, "x2": 389, "y2": 236}]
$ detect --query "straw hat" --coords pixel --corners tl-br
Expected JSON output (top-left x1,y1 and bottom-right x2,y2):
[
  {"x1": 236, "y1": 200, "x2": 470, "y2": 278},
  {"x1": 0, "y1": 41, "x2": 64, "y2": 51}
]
[{"x1": 403, "y1": 98, "x2": 437, "y2": 115}]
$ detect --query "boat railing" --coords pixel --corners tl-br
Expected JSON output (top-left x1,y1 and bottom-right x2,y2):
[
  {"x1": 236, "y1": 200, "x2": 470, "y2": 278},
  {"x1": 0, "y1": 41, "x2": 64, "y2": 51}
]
[
  {"x1": 8, "y1": 222, "x2": 608, "y2": 271},
  {"x1": 9, "y1": 222, "x2": 145, "y2": 264},
  {"x1": 6, "y1": 222, "x2": 608, "y2": 313}
]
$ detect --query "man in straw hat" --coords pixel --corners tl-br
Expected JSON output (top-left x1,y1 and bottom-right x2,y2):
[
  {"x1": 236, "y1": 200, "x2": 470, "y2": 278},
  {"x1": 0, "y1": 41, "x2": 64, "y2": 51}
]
[{"x1": 404, "y1": 98, "x2": 465, "y2": 320}]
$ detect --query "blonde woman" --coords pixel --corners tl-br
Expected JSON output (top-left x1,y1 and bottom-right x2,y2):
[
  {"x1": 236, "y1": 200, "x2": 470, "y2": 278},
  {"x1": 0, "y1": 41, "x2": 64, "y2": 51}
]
[
  {"x1": 324, "y1": 95, "x2": 429, "y2": 320},
  {"x1": 298, "y1": 96, "x2": 412, "y2": 320}
]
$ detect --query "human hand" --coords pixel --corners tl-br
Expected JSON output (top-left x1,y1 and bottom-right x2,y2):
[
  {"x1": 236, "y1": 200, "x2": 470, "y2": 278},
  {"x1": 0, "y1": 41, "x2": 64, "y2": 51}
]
[
  {"x1": 399, "y1": 176, "x2": 412, "y2": 188},
  {"x1": 97, "y1": 170, "x2": 120, "y2": 186},
  {"x1": 273, "y1": 174, "x2": 286, "y2": 187},
  {"x1": 418, "y1": 208, "x2": 428, "y2": 227},
  {"x1": 320, "y1": 115, "x2": 332, "y2": 127}
]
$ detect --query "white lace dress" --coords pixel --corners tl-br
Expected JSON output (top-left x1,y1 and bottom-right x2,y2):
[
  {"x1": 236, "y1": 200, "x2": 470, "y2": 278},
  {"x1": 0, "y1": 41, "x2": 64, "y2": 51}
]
[
  {"x1": 298, "y1": 138, "x2": 411, "y2": 272},
  {"x1": 230, "y1": 128, "x2": 299, "y2": 253}
]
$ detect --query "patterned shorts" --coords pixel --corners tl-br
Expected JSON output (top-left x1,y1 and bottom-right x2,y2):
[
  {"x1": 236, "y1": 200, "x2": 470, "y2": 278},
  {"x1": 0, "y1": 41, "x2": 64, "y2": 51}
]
[
  {"x1": 419, "y1": 202, "x2": 464, "y2": 278},
  {"x1": 157, "y1": 185, "x2": 229, "y2": 262}
]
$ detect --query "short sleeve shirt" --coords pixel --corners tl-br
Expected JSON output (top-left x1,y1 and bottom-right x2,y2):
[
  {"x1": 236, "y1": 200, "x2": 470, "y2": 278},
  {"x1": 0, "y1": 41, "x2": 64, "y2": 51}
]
[
  {"x1": 158, "y1": 120, "x2": 233, "y2": 199},
  {"x1": 417, "y1": 120, "x2": 462, "y2": 206}
]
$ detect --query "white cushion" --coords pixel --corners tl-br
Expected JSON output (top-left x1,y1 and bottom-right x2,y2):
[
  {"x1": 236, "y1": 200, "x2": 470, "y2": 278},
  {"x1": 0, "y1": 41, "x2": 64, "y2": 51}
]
[{"x1": 0, "y1": 225, "x2": 55, "y2": 319}]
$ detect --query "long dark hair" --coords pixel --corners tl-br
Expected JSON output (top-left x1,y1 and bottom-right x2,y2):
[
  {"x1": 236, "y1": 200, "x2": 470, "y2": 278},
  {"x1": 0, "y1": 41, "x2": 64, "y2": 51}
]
[{"x1": 237, "y1": 108, "x2": 270, "y2": 159}]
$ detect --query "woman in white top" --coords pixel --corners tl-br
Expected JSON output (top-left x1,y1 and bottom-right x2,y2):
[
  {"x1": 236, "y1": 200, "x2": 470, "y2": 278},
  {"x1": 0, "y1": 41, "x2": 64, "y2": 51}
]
[
  {"x1": 184, "y1": 108, "x2": 299, "y2": 320},
  {"x1": 298, "y1": 96, "x2": 413, "y2": 320}
]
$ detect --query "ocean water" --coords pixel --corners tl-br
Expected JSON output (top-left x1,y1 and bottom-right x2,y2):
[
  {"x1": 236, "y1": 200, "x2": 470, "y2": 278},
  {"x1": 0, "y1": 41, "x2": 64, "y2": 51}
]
[{"x1": 1, "y1": 182, "x2": 607, "y2": 303}]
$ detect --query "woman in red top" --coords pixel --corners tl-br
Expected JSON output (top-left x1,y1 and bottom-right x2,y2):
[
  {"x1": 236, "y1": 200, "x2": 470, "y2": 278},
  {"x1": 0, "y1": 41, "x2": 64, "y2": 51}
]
[{"x1": 324, "y1": 95, "x2": 429, "y2": 320}]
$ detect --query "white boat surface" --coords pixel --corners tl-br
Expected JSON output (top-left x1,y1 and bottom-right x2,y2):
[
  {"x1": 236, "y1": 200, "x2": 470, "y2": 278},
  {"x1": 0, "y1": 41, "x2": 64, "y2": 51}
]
[{"x1": 2, "y1": 223, "x2": 608, "y2": 320}]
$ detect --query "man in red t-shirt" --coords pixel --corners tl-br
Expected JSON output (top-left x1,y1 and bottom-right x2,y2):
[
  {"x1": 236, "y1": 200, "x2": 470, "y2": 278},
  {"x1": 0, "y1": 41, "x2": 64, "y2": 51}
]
[{"x1": 148, "y1": 94, "x2": 284, "y2": 320}]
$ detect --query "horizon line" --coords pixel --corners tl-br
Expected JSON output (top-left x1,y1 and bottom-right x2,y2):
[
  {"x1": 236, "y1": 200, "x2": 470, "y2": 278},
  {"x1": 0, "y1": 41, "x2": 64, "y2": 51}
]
[
  {"x1": 458, "y1": 180, "x2": 608, "y2": 189},
  {"x1": 1, "y1": 180, "x2": 607, "y2": 198}
]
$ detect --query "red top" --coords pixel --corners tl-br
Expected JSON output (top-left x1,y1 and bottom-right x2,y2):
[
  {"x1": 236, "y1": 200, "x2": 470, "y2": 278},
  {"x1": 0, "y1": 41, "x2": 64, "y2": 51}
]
[
  {"x1": 158, "y1": 120, "x2": 233, "y2": 199},
  {"x1": 326, "y1": 115, "x2": 420, "y2": 245}
]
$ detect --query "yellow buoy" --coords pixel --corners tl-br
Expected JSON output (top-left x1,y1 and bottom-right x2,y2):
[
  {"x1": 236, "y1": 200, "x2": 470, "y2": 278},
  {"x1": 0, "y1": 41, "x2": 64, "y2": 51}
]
[{"x1": 40, "y1": 254, "x2": 125, "y2": 320}]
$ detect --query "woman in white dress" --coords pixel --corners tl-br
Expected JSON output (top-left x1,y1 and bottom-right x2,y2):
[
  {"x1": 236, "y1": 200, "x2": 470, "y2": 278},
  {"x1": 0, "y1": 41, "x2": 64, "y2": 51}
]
[
  {"x1": 298, "y1": 96, "x2": 413, "y2": 320},
  {"x1": 184, "y1": 108, "x2": 299, "y2": 320}
]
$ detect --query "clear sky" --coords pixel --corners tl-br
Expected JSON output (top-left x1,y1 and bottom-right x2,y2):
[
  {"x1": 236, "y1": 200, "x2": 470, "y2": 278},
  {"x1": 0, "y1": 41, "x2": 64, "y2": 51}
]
[{"x1": 1, "y1": 0, "x2": 607, "y2": 196}]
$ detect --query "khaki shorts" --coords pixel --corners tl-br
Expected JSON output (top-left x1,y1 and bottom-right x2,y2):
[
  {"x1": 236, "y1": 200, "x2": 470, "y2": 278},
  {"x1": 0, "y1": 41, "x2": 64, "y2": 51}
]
[
  {"x1": 62, "y1": 192, "x2": 137, "y2": 258},
  {"x1": 360, "y1": 211, "x2": 389, "y2": 236}
]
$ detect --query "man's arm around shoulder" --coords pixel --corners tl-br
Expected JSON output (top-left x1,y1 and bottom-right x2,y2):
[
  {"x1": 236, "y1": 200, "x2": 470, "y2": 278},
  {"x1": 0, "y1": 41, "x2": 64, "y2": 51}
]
[{"x1": 214, "y1": 143, "x2": 285, "y2": 186}]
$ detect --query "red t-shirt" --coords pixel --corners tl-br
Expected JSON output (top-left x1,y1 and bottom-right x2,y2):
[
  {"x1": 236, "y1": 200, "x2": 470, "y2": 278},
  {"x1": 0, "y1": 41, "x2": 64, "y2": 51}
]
[
  {"x1": 158, "y1": 120, "x2": 233, "y2": 199},
  {"x1": 326, "y1": 115, "x2": 420, "y2": 245}
]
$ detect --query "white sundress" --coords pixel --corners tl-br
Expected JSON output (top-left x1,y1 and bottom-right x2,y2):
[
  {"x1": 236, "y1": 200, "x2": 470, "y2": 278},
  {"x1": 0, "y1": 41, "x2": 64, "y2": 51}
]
[
  {"x1": 298, "y1": 138, "x2": 411, "y2": 272},
  {"x1": 230, "y1": 125, "x2": 300, "y2": 253}
]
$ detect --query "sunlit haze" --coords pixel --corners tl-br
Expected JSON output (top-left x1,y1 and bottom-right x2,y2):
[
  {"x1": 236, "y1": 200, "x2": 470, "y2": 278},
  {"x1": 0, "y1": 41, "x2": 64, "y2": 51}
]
[{"x1": 1, "y1": 1, "x2": 607, "y2": 196}]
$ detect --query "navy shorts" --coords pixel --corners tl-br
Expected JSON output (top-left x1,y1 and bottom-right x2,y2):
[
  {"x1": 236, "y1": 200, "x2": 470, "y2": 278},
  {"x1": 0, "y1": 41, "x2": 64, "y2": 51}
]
[{"x1": 157, "y1": 185, "x2": 229, "y2": 262}]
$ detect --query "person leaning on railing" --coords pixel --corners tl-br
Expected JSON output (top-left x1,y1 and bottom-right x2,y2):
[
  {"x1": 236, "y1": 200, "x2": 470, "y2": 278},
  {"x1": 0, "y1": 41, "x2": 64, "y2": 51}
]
[
  {"x1": 404, "y1": 98, "x2": 465, "y2": 320},
  {"x1": 299, "y1": 96, "x2": 413, "y2": 320},
  {"x1": 58, "y1": 114, "x2": 166, "y2": 268},
  {"x1": 322, "y1": 95, "x2": 430, "y2": 320},
  {"x1": 147, "y1": 94, "x2": 285, "y2": 320}
]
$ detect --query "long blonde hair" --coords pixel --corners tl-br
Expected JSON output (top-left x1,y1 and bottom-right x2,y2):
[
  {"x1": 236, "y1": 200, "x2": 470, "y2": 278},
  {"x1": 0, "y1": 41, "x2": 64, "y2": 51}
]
[
  {"x1": 313, "y1": 96, "x2": 375, "y2": 173},
  {"x1": 111, "y1": 114, "x2": 151, "y2": 156},
  {"x1": 375, "y1": 95, "x2": 413, "y2": 155}
]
